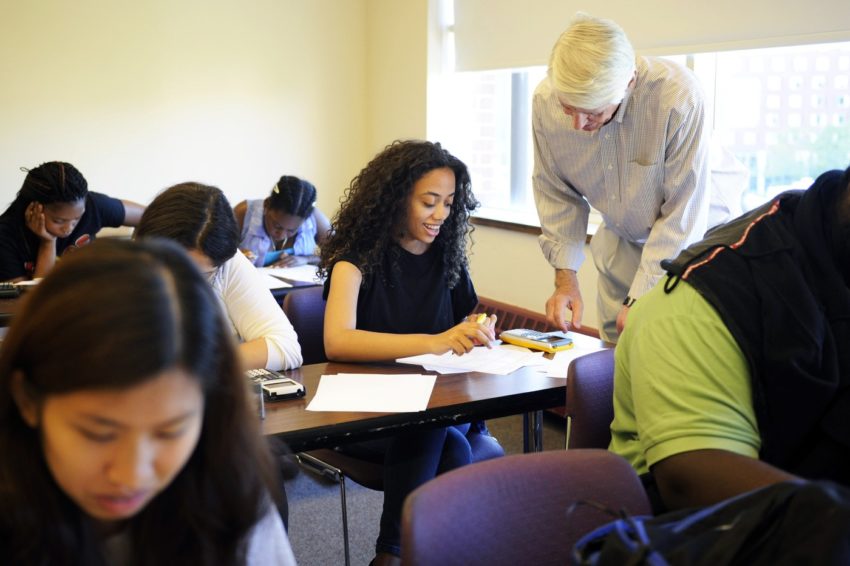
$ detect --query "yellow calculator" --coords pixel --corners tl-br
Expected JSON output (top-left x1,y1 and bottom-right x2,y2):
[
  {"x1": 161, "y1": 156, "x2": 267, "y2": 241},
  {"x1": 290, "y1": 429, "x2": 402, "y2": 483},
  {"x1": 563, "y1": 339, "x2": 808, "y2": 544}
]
[{"x1": 499, "y1": 328, "x2": 574, "y2": 353}]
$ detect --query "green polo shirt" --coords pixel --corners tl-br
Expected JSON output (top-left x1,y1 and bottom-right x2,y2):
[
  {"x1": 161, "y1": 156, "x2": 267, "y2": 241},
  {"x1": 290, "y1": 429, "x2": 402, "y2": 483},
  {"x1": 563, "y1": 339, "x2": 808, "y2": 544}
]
[{"x1": 609, "y1": 278, "x2": 761, "y2": 475}]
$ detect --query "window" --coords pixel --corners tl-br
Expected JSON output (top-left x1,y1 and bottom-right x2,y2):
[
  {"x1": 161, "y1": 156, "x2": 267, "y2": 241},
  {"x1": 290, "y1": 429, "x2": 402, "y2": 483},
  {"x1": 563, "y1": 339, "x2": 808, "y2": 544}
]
[{"x1": 431, "y1": 38, "x2": 850, "y2": 226}]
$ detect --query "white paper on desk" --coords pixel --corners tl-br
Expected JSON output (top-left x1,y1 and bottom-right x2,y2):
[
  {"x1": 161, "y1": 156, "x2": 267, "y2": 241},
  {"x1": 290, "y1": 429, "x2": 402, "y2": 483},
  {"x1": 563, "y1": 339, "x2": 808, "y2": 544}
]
[
  {"x1": 525, "y1": 333, "x2": 608, "y2": 378},
  {"x1": 262, "y1": 273, "x2": 292, "y2": 290},
  {"x1": 306, "y1": 373, "x2": 436, "y2": 412},
  {"x1": 261, "y1": 264, "x2": 322, "y2": 283},
  {"x1": 397, "y1": 345, "x2": 543, "y2": 375}
]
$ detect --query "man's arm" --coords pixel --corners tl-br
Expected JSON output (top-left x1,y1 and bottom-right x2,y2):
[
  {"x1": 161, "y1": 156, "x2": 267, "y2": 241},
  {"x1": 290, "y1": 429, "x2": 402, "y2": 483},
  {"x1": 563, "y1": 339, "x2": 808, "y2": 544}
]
[
  {"x1": 545, "y1": 268, "x2": 584, "y2": 332},
  {"x1": 531, "y1": 91, "x2": 590, "y2": 330},
  {"x1": 652, "y1": 449, "x2": 799, "y2": 510},
  {"x1": 627, "y1": 86, "x2": 711, "y2": 301}
]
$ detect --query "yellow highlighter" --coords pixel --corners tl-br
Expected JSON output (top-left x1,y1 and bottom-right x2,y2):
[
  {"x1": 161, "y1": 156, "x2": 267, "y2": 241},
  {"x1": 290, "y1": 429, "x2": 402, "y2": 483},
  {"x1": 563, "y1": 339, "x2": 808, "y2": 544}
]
[{"x1": 476, "y1": 313, "x2": 488, "y2": 324}]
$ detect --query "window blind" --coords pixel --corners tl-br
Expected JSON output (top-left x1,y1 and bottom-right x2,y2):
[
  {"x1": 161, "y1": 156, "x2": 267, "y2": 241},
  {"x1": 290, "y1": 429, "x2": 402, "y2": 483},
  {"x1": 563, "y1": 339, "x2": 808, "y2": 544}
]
[{"x1": 454, "y1": 0, "x2": 850, "y2": 71}]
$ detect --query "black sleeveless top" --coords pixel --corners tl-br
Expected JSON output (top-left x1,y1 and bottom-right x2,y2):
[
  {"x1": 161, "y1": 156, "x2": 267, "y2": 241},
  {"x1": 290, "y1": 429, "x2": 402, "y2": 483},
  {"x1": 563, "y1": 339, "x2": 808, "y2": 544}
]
[{"x1": 325, "y1": 244, "x2": 477, "y2": 334}]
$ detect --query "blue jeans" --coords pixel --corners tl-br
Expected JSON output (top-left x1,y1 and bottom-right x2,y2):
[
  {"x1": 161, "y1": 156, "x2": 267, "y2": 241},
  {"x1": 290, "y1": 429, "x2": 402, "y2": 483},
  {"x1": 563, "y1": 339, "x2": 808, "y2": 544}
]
[{"x1": 340, "y1": 424, "x2": 475, "y2": 556}]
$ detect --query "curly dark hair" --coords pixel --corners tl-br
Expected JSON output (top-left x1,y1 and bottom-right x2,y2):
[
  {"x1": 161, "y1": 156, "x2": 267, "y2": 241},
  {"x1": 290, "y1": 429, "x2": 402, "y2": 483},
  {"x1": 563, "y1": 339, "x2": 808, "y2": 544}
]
[{"x1": 319, "y1": 140, "x2": 478, "y2": 288}]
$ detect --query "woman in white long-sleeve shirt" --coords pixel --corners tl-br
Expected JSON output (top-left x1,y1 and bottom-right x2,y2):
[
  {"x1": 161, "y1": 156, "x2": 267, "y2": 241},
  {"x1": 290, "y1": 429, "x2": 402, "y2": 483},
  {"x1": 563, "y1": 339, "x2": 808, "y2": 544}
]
[{"x1": 135, "y1": 182, "x2": 303, "y2": 371}]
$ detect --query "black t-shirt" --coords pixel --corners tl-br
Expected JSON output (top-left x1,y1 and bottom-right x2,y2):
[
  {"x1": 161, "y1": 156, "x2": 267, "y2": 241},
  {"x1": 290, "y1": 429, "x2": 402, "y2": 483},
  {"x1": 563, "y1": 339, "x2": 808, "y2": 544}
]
[
  {"x1": 0, "y1": 192, "x2": 126, "y2": 281},
  {"x1": 324, "y1": 244, "x2": 477, "y2": 334}
]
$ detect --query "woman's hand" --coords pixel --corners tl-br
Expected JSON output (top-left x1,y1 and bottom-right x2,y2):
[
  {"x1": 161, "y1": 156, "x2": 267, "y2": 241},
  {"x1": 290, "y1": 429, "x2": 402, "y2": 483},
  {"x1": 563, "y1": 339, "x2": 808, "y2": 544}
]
[
  {"x1": 429, "y1": 315, "x2": 497, "y2": 356},
  {"x1": 469, "y1": 313, "x2": 498, "y2": 346},
  {"x1": 25, "y1": 202, "x2": 55, "y2": 242}
]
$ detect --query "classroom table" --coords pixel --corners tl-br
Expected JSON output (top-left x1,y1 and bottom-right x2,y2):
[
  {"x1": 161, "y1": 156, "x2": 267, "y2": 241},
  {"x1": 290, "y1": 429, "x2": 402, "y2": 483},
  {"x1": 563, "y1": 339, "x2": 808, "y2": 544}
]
[
  {"x1": 261, "y1": 361, "x2": 567, "y2": 453},
  {"x1": 0, "y1": 277, "x2": 320, "y2": 327}
]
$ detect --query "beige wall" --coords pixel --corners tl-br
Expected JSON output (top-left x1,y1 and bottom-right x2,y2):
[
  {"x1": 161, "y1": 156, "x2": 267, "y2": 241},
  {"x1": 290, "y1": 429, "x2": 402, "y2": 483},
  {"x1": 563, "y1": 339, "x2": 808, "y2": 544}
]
[
  {"x1": 468, "y1": 226, "x2": 599, "y2": 328},
  {"x1": 0, "y1": 0, "x2": 599, "y2": 326},
  {"x1": 364, "y1": 0, "x2": 429, "y2": 153},
  {"x1": 0, "y1": 0, "x2": 369, "y2": 218}
]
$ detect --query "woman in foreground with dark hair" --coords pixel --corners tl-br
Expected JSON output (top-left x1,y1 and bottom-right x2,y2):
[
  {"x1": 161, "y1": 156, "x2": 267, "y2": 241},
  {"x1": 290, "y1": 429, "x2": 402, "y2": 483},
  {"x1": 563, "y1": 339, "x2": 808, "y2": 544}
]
[
  {"x1": 0, "y1": 239, "x2": 296, "y2": 565},
  {"x1": 320, "y1": 139, "x2": 504, "y2": 566}
]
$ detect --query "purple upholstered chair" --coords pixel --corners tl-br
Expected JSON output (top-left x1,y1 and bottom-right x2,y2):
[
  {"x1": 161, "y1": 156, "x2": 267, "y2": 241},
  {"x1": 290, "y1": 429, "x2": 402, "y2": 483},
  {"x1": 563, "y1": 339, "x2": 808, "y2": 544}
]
[
  {"x1": 401, "y1": 449, "x2": 650, "y2": 566},
  {"x1": 565, "y1": 348, "x2": 615, "y2": 449},
  {"x1": 281, "y1": 286, "x2": 327, "y2": 365}
]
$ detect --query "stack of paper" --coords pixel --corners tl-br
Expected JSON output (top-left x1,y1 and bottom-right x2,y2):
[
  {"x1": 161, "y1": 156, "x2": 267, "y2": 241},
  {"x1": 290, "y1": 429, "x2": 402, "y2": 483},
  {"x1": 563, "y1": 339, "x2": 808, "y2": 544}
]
[
  {"x1": 261, "y1": 264, "x2": 322, "y2": 283},
  {"x1": 524, "y1": 333, "x2": 608, "y2": 378},
  {"x1": 262, "y1": 273, "x2": 293, "y2": 290},
  {"x1": 395, "y1": 333, "x2": 608, "y2": 379},
  {"x1": 306, "y1": 373, "x2": 436, "y2": 412},
  {"x1": 397, "y1": 344, "x2": 544, "y2": 375}
]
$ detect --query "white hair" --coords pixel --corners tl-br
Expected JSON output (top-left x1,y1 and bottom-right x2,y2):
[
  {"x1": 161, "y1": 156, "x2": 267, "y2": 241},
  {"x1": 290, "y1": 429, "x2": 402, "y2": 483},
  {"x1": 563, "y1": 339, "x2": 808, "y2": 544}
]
[{"x1": 548, "y1": 12, "x2": 636, "y2": 110}]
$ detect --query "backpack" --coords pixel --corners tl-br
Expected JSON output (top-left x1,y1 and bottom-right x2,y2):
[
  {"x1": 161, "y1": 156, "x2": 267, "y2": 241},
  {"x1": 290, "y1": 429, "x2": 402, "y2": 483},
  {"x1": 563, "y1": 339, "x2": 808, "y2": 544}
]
[{"x1": 572, "y1": 480, "x2": 850, "y2": 565}]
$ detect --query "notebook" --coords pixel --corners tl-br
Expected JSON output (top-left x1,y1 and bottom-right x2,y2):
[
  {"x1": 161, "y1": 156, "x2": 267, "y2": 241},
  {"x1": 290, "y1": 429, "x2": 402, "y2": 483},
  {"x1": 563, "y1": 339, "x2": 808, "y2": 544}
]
[{"x1": 263, "y1": 249, "x2": 293, "y2": 267}]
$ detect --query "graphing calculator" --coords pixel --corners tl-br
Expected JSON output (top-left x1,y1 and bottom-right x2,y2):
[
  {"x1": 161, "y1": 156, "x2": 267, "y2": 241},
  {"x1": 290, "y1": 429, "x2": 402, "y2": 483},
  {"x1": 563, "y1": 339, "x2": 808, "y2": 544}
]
[
  {"x1": 499, "y1": 328, "x2": 574, "y2": 353},
  {"x1": 245, "y1": 368, "x2": 306, "y2": 400}
]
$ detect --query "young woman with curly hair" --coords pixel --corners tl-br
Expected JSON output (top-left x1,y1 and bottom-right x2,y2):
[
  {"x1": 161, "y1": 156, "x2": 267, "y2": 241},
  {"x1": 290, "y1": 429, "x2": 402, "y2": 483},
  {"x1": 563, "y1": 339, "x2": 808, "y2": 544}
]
[{"x1": 320, "y1": 139, "x2": 504, "y2": 565}]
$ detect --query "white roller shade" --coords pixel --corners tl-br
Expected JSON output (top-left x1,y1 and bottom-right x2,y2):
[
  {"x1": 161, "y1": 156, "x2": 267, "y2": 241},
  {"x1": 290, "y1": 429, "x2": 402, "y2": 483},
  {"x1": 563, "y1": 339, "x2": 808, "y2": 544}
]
[{"x1": 454, "y1": 0, "x2": 850, "y2": 71}]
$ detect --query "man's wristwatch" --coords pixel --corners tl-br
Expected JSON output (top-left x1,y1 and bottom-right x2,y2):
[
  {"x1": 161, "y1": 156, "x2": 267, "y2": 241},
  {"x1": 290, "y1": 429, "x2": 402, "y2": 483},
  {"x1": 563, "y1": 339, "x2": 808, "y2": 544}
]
[{"x1": 622, "y1": 296, "x2": 637, "y2": 308}]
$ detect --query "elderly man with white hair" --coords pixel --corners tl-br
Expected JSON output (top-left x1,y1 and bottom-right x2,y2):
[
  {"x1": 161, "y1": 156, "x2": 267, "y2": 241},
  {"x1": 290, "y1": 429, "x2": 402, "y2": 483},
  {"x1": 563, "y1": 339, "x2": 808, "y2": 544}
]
[{"x1": 532, "y1": 12, "x2": 744, "y2": 342}]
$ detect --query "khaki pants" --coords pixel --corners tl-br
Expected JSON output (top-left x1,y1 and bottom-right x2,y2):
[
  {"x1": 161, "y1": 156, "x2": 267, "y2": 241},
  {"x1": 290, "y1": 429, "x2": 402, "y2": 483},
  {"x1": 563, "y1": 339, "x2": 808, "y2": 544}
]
[{"x1": 589, "y1": 223, "x2": 642, "y2": 343}]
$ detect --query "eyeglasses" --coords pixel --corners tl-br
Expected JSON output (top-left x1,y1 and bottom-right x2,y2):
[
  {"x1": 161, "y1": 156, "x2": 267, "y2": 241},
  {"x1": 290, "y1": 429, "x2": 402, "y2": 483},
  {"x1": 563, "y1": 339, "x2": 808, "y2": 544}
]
[{"x1": 559, "y1": 103, "x2": 608, "y2": 119}]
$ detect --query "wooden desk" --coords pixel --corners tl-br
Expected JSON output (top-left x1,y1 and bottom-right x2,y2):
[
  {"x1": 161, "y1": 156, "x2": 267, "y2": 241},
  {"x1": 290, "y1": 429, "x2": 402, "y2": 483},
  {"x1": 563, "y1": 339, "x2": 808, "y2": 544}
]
[
  {"x1": 261, "y1": 361, "x2": 566, "y2": 453},
  {"x1": 0, "y1": 278, "x2": 319, "y2": 325}
]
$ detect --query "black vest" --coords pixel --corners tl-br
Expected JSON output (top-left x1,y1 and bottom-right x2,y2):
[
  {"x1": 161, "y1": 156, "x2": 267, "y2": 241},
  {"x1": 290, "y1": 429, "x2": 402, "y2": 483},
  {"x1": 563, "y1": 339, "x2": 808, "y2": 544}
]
[{"x1": 662, "y1": 170, "x2": 850, "y2": 483}]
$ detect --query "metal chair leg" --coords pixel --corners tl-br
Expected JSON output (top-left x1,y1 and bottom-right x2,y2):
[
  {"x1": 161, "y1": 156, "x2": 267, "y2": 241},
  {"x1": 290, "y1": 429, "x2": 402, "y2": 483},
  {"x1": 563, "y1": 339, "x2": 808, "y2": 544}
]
[
  {"x1": 296, "y1": 452, "x2": 351, "y2": 566},
  {"x1": 522, "y1": 410, "x2": 544, "y2": 452}
]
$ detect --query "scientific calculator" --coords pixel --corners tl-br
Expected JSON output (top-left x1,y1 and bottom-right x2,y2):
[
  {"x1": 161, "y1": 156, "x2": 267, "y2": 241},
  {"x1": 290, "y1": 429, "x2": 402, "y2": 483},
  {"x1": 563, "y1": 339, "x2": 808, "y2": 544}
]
[
  {"x1": 245, "y1": 368, "x2": 306, "y2": 400},
  {"x1": 499, "y1": 328, "x2": 574, "y2": 353}
]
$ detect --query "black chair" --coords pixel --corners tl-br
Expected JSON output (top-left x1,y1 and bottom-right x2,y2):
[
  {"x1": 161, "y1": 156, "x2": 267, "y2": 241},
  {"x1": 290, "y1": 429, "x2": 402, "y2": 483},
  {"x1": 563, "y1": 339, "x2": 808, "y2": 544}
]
[
  {"x1": 401, "y1": 449, "x2": 651, "y2": 566},
  {"x1": 282, "y1": 285, "x2": 504, "y2": 565},
  {"x1": 282, "y1": 287, "x2": 365, "y2": 563},
  {"x1": 281, "y1": 286, "x2": 327, "y2": 365}
]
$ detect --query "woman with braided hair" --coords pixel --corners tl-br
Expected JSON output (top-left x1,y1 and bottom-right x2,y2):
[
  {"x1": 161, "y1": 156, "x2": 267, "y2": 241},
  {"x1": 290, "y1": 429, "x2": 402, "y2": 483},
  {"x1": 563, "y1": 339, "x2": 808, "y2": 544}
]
[
  {"x1": 0, "y1": 161, "x2": 145, "y2": 282},
  {"x1": 233, "y1": 175, "x2": 331, "y2": 268}
]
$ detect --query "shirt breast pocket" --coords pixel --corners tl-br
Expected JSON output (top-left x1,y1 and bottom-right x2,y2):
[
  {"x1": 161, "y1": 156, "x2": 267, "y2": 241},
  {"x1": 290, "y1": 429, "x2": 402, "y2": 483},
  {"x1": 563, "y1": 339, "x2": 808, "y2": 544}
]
[{"x1": 626, "y1": 160, "x2": 664, "y2": 196}]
